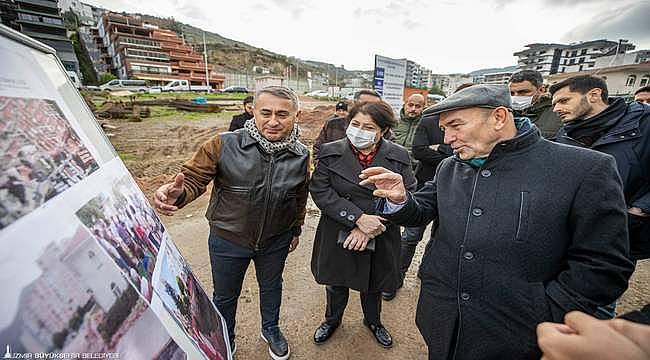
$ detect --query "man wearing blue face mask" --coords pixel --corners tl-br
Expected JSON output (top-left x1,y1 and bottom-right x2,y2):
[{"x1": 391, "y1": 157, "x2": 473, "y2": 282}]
[{"x1": 509, "y1": 70, "x2": 562, "y2": 139}]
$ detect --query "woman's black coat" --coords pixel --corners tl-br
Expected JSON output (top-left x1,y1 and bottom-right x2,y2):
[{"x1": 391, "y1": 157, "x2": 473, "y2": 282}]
[{"x1": 310, "y1": 138, "x2": 416, "y2": 293}]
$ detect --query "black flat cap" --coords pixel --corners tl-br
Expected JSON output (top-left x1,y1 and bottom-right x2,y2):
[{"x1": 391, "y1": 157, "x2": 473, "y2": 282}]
[{"x1": 424, "y1": 84, "x2": 512, "y2": 115}]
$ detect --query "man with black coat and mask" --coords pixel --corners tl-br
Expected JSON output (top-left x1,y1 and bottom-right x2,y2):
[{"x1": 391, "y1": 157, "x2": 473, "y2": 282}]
[
  {"x1": 509, "y1": 70, "x2": 562, "y2": 139},
  {"x1": 551, "y1": 75, "x2": 650, "y2": 261}
]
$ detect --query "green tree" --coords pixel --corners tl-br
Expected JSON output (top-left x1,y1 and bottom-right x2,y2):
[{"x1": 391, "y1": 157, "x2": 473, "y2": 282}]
[
  {"x1": 428, "y1": 84, "x2": 446, "y2": 96},
  {"x1": 70, "y1": 31, "x2": 98, "y2": 85},
  {"x1": 99, "y1": 72, "x2": 117, "y2": 84}
]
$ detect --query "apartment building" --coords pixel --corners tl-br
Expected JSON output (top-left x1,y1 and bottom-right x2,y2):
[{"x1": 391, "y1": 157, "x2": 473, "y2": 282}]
[
  {"x1": 0, "y1": 0, "x2": 79, "y2": 74},
  {"x1": 97, "y1": 12, "x2": 224, "y2": 87},
  {"x1": 514, "y1": 39, "x2": 636, "y2": 76}
]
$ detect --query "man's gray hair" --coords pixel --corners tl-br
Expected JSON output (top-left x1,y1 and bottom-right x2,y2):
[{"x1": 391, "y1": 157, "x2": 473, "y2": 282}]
[{"x1": 255, "y1": 86, "x2": 300, "y2": 111}]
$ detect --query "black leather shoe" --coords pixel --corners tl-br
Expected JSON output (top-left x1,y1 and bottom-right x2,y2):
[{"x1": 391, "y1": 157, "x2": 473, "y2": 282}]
[
  {"x1": 363, "y1": 319, "x2": 393, "y2": 348},
  {"x1": 382, "y1": 291, "x2": 396, "y2": 301},
  {"x1": 313, "y1": 321, "x2": 339, "y2": 344}
]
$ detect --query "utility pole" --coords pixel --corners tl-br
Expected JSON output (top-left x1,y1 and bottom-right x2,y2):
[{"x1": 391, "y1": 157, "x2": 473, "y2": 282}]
[
  {"x1": 335, "y1": 66, "x2": 338, "y2": 88},
  {"x1": 202, "y1": 31, "x2": 210, "y2": 93}
]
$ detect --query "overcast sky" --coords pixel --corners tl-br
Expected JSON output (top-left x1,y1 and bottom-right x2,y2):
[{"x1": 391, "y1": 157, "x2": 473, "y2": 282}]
[{"x1": 82, "y1": 0, "x2": 650, "y2": 73}]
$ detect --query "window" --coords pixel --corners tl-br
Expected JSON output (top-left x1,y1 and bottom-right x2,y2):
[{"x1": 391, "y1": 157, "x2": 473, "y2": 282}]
[
  {"x1": 42, "y1": 17, "x2": 63, "y2": 25},
  {"x1": 588, "y1": 64, "x2": 594, "y2": 68},
  {"x1": 581, "y1": 49, "x2": 587, "y2": 55},
  {"x1": 639, "y1": 76, "x2": 649, "y2": 87},
  {"x1": 125, "y1": 49, "x2": 169, "y2": 61},
  {"x1": 563, "y1": 59, "x2": 567, "y2": 65},
  {"x1": 18, "y1": 13, "x2": 39, "y2": 22},
  {"x1": 561, "y1": 67, "x2": 566, "y2": 73},
  {"x1": 579, "y1": 65, "x2": 583, "y2": 71},
  {"x1": 626, "y1": 75, "x2": 636, "y2": 87},
  {"x1": 569, "y1": 59, "x2": 575, "y2": 65},
  {"x1": 571, "y1": 50, "x2": 577, "y2": 57},
  {"x1": 579, "y1": 57, "x2": 585, "y2": 63}
]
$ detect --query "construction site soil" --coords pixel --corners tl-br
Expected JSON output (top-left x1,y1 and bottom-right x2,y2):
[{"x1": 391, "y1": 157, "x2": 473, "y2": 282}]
[{"x1": 105, "y1": 98, "x2": 649, "y2": 360}]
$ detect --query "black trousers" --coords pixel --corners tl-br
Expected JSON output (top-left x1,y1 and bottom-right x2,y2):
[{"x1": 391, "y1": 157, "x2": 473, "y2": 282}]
[
  {"x1": 325, "y1": 285, "x2": 382, "y2": 325},
  {"x1": 209, "y1": 229, "x2": 292, "y2": 342},
  {"x1": 399, "y1": 225, "x2": 427, "y2": 280}
]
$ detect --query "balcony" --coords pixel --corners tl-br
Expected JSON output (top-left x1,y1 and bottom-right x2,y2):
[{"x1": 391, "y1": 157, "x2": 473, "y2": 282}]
[
  {"x1": 160, "y1": 43, "x2": 193, "y2": 52},
  {"x1": 169, "y1": 51, "x2": 202, "y2": 62},
  {"x1": 16, "y1": 0, "x2": 58, "y2": 10},
  {"x1": 176, "y1": 61, "x2": 213, "y2": 72},
  {"x1": 110, "y1": 30, "x2": 153, "y2": 41},
  {"x1": 152, "y1": 33, "x2": 183, "y2": 44}
]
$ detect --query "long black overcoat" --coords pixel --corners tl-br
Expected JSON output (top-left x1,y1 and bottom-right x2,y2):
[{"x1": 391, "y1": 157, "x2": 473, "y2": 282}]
[{"x1": 310, "y1": 138, "x2": 416, "y2": 293}]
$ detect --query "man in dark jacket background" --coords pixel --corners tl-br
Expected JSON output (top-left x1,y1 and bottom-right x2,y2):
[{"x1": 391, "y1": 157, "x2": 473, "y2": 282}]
[
  {"x1": 389, "y1": 84, "x2": 472, "y2": 300},
  {"x1": 381, "y1": 93, "x2": 426, "y2": 300},
  {"x1": 551, "y1": 75, "x2": 650, "y2": 261},
  {"x1": 509, "y1": 70, "x2": 562, "y2": 139},
  {"x1": 228, "y1": 95, "x2": 254, "y2": 131},
  {"x1": 359, "y1": 84, "x2": 634, "y2": 359},
  {"x1": 634, "y1": 85, "x2": 650, "y2": 104}
]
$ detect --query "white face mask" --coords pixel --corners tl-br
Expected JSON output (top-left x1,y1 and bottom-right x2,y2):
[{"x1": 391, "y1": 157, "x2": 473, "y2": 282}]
[
  {"x1": 346, "y1": 124, "x2": 377, "y2": 149},
  {"x1": 511, "y1": 96, "x2": 533, "y2": 111}
]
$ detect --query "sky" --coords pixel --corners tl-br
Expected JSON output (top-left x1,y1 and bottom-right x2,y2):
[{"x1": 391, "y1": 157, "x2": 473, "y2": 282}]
[{"x1": 82, "y1": 0, "x2": 650, "y2": 74}]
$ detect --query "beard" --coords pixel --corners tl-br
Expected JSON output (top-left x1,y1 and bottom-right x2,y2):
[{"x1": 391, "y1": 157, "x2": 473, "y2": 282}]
[{"x1": 566, "y1": 96, "x2": 593, "y2": 122}]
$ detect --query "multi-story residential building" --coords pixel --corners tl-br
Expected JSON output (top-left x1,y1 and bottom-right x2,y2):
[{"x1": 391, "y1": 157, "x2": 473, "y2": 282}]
[
  {"x1": 514, "y1": 39, "x2": 636, "y2": 76},
  {"x1": 78, "y1": 23, "x2": 110, "y2": 75},
  {"x1": 405, "y1": 59, "x2": 432, "y2": 88},
  {"x1": 592, "y1": 49, "x2": 650, "y2": 70},
  {"x1": 429, "y1": 73, "x2": 474, "y2": 95},
  {"x1": 558, "y1": 39, "x2": 635, "y2": 73},
  {"x1": 0, "y1": 0, "x2": 79, "y2": 74},
  {"x1": 479, "y1": 69, "x2": 516, "y2": 85},
  {"x1": 97, "y1": 12, "x2": 224, "y2": 87},
  {"x1": 57, "y1": 0, "x2": 93, "y2": 25},
  {"x1": 513, "y1": 43, "x2": 565, "y2": 76}
]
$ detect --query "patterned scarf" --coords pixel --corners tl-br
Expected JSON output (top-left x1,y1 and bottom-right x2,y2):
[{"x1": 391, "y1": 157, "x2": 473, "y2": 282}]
[
  {"x1": 244, "y1": 118, "x2": 301, "y2": 154},
  {"x1": 350, "y1": 141, "x2": 380, "y2": 169}
]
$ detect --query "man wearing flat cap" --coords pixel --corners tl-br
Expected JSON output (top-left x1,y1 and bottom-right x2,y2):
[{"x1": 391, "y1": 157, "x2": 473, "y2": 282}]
[{"x1": 359, "y1": 84, "x2": 634, "y2": 359}]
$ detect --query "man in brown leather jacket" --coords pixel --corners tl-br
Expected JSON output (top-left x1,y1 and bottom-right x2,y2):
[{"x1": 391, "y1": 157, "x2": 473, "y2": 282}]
[{"x1": 154, "y1": 86, "x2": 309, "y2": 360}]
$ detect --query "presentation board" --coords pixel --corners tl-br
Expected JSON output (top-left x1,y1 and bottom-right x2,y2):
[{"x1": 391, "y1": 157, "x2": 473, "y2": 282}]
[{"x1": 0, "y1": 24, "x2": 231, "y2": 360}]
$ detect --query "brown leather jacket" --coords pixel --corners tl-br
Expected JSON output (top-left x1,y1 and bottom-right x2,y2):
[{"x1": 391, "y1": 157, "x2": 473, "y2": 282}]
[{"x1": 175, "y1": 129, "x2": 309, "y2": 250}]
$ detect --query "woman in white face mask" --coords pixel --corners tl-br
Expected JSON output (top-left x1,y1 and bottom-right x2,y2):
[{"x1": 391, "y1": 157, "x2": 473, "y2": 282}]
[{"x1": 309, "y1": 101, "x2": 417, "y2": 349}]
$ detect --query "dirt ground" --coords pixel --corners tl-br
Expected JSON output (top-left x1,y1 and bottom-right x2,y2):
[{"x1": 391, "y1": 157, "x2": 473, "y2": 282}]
[{"x1": 105, "y1": 100, "x2": 649, "y2": 360}]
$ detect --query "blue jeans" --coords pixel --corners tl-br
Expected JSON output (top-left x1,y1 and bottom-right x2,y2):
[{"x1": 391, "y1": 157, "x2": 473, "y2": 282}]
[{"x1": 208, "y1": 229, "x2": 292, "y2": 342}]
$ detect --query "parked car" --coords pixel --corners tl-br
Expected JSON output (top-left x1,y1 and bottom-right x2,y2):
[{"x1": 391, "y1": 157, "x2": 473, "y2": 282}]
[
  {"x1": 221, "y1": 86, "x2": 250, "y2": 93},
  {"x1": 162, "y1": 80, "x2": 212, "y2": 92},
  {"x1": 305, "y1": 89, "x2": 329, "y2": 97},
  {"x1": 99, "y1": 79, "x2": 148, "y2": 92},
  {"x1": 427, "y1": 94, "x2": 445, "y2": 102},
  {"x1": 82, "y1": 85, "x2": 102, "y2": 92}
]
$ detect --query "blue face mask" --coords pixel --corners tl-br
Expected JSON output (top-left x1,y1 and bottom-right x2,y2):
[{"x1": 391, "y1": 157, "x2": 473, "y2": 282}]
[
  {"x1": 346, "y1": 124, "x2": 377, "y2": 149},
  {"x1": 511, "y1": 96, "x2": 533, "y2": 111}
]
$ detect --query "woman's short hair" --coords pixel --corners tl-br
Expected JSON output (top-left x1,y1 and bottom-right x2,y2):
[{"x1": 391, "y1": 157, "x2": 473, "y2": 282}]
[{"x1": 347, "y1": 101, "x2": 397, "y2": 130}]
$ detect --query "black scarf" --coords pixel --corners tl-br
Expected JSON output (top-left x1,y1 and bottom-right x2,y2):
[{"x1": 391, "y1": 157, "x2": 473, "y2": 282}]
[{"x1": 563, "y1": 98, "x2": 626, "y2": 147}]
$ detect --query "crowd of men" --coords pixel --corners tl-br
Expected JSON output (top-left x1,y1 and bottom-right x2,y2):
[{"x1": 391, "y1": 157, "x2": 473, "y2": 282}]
[{"x1": 155, "y1": 70, "x2": 649, "y2": 360}]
